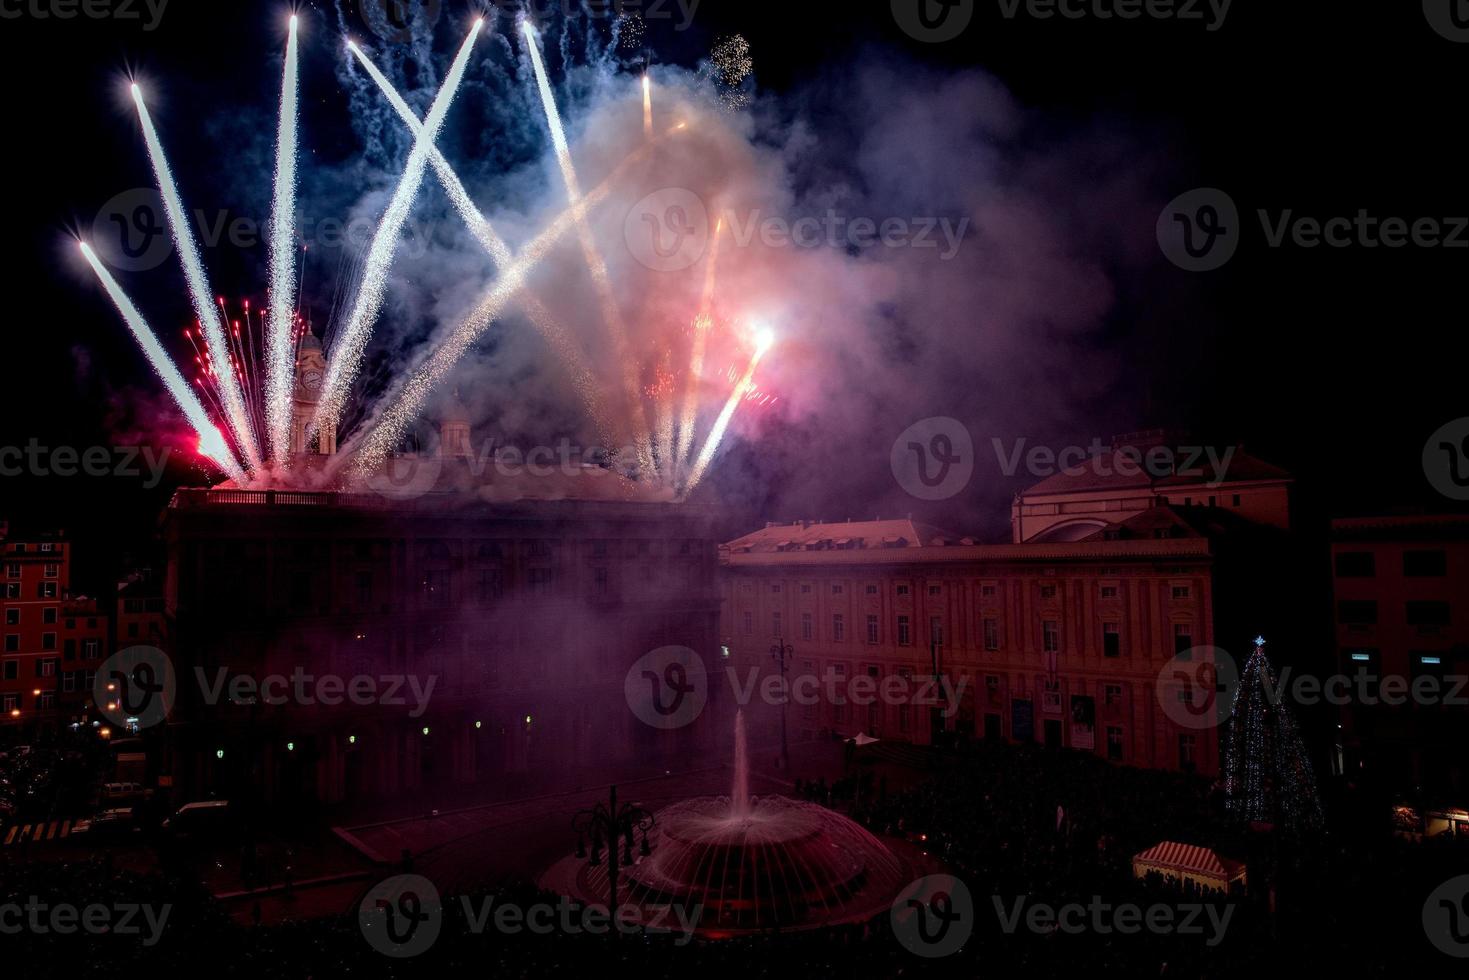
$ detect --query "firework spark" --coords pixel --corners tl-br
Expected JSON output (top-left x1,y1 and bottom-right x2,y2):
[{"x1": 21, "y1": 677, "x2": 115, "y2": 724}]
[
  {"x1": 522, "y1": 20, "x2": 653, "y2": 473},
  {"x1": 79, "y1": 243, "x2": 246, "y2": 482},
  {"x1": 131, "y1": 85, "x2": 262, "y2": 472},
  {"x1": 675, "y1": 217, "x2": 724, "y2": 474},
  {"x1": 266, "y1": 15, "x2": 300, "y2": 466},
  {"x1": 346, "y1": 38, "x2": 611, "y2": 445},
  {"x1": 684, "y1": 327, "x2": 773, "y2": 493},
  {"x1": 311, "y1": 19, "x2": 483, "y2": 444}
]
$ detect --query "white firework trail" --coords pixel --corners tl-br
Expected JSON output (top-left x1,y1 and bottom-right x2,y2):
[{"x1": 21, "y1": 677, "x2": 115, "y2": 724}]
[
  {"x1": 311, "y1": 19, "x2": 483, "y2": 443},
  {"x1": 346, "y1": 39, "x2": 611, "y2": 444},
  {"x1": 683, "y1": 329, "x2": 773, "y2": 494},
  {"x1": 79, "y1": 243, "x2": 246, "y2": 483},
  {"x1": 522, "y1": 21, "x2": 653, "y2": 474},
  {"x1": 266, "y1": 15, "x2": 301, "y2": 467},
  {"x1": 642, "y1": 73, "x2": 653, "y2": 138},
  {"x1": 352, "y1": 123, "x2": 685, "y2": 474},
  {"x1": 675, "y1": 216, "x2": 724, "y2": 474},
  {"x1": 131, "y1": 85, "x2": 263, "y2": 473}
]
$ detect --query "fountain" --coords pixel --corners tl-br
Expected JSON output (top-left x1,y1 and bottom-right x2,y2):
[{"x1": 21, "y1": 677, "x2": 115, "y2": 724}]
[{"x1": 540, "y1": 710, "x2": 915, "y2": 934}]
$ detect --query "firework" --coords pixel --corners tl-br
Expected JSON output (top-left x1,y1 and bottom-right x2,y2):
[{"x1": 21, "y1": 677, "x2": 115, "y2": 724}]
[
  {"x1": 265, "y1": 15, "x2": 301, "y2": 467},
  {"x1": 643, "y1": 73, "x2": 653, "y2": 138},
  {"x1": 346, "y1": 39, "x2": 611, "y2": 445},
  {"x1": 79, "y1": 244, "x2": 246, "y2": 482},
  {"x1": 675, "y1": 218, "x2": 724, "y2": 474},
  {"x1": 706, "y1": 34, "x2": 754, "y2": 112},
  {"x1": 522, "y1": 21, "x2": 653, "y2": 473},
  {"x1": 131, "y1": 85, "x2": 262, "y2": 473},
  {"x1": 684, "y1": 328, "x2": 773, "y2": 493},
  {"x1": 311, "y1": 19, "x2": 483, "y2": 445}
]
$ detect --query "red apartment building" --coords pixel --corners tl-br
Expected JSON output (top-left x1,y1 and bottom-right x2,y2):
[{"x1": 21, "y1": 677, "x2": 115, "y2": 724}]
[
  {"x1": 0, "y1": 524, "x2": 109, "y2": 734},
  {"x1": 720, "y1": 512, "x2": 1223, "y2": 776}
]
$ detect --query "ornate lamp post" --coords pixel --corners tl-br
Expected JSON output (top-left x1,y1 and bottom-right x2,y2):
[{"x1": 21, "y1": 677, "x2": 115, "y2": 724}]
[
  {"x1": 770, "y1": 637, "x2": 793, "y2": 771},
  {"x1": 572, "y1": 785, "x2": 655, "y2": 921}
]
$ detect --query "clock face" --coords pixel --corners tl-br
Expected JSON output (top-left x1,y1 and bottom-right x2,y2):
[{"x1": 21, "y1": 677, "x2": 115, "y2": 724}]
[{"x1": 302, "y1": 369, "x2": 322, "y2": 390}]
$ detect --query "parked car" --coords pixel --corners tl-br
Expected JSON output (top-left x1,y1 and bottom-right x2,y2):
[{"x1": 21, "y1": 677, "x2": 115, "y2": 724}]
[
  {"x1": 95, "y1": 781, "x2": 154, "y2": 806},
  {"x1": 160, "y1": 800, "x2": 235, "y2": 840},
  {"x1": 72, "y1": 807, "x2": 141, "y2": 841}
]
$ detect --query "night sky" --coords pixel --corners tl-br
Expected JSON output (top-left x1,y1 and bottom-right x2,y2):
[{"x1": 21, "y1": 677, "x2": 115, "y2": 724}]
[{"x1": 3, "y1": 1, "x2": 1466, "y2": 588}]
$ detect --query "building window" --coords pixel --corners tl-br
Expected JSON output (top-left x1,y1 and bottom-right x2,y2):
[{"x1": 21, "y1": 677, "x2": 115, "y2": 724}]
[
  {"x1": 1104, "y1": 683, "x2": 1122, "y2": 706},
  {"x1": 928, "y1": 584, "x2": 941, "y2": 596},
  {"x1": 39, "y1": 658, "x2": 57, "y2": 677},
  {"x1": 1334, "y1": 551, "x2": 1375, "y2": 577},
  {"x1": 355, "y1": 571, "x2": 373, "y2": 609},
  {"x1": 3, "y1": 609, "x2": 16, "y2": 626},
  {"x1": 1173, "y1": 623, "x2": 1193, "y2": 654},
  {"x1": 832, "y1": 614, "x2": 845, "y2": 642},
  {"x1": 865, "y1": 584, "x2": 878, "y2": 595},
  {"x1": 4, "y1": 635, "x2": 16, "y2": 652},
  {"x1": 1, "y1": 694, "x2": 16, "y2": 712},
  {"x1": 5, "y1": 563, "x2": 18, "y2": 579},
  {"x1": 1178, "y1": 734, "x2": 1197, "y2": 771},
  {"x1": 1040, "y1": 584, "x2": 1057, "y2": 599},
  {"x1": 62, "y1": 671, "x2": 76, "y2": 693},
  {"x1": 985, "y1": 674, "x2": 1000, "y2": 702},
  {"x1": 1171, "y1": 584, "x2": 1191, "y2": 600},
  {"x1": 742, "y1": 611, "x2": 753, "y2": 635},
  {"x1": 983, "y1": 618, "x2": 999, "y2": 651},
  {"x1": 1107, "y1": 726, "x2": 1124, "y2": 761},
  {"x1": 832, "y1": 583, "x2": 844, "y2": 595},
  {"x1": 896, "y1": 584, "x2": 910, "y2": 597},
  {"x1": 1102, "y1": 622, "x2": 1121, "y2": 658},
  {"x1": 1406, "y1": 601, "x2": 1451, "y2": 628},
  {"x1": 83, "y1": 639, "x2": 100, "y2": 660},
  {"x1": 929, "y1": 616, "x2": 943, "y2": 647},
  {"x1": 771, "y1": 584, "x2": 783, "y2": 594},
  {"x1": 1042, "y1": 620, "x2": 1060, "y2": 653},
  {"x1": 1336, "y1": 600, "x2": 1378, "y2": 625},
  {"x1": 1403, "y1": 550, "x2": 1447, "y2": 577},
  {"x1": 40, "y1": 582, "x2": 57, "y2": 599},
  {"x1": 42, "y1": 633, "x2": 56, "y2": 651},
  {"x1": 772, "y1": 612, "x2": 783, "y2": 638},
  {"x1": 897, "y1": 616, "x2": 912, "y2": 646},
  {"x1": 801, "y1": 583, "x2": 812, "y2": 594},
  {"x1": 866, "y1": 615, "x2": 879, "y2": 645},
  {"x1": 2, "y1": 660, "x2": 16, "y2": 679},
  {"x1": 4, "y1": 584, "x2": 17, "y2": 599},
  {"x1": 981, "y1": 583, "x2": 997, "y2": 597},
  {"x1": 801, "y1": 612, "x2": 813, "y2": 641},
  {"x1": 42, "y1": 607, "x2": 57, "y2": 624},
  {"x1": 1100, "y1": 585, "x2": 1119, "y2": 599},
  {"x1": 37, "y1": 692, "x2": 55, "y2": 710},
  {"x1": 44, "y1": 563, "x2": 58, "y2": 579},
  {"x1": 477, "y1": 568, "x2": 504, "y2": 604}
]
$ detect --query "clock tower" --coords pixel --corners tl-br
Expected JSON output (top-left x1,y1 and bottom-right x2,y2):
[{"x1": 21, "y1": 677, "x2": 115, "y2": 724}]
[{"x1": 290, "y1": 330, "x2": 336, "y2": 456}]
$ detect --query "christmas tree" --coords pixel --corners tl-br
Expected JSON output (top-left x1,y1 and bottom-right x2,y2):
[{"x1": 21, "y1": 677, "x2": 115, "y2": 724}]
[{"x1": 1223, "y1": 637, "x2": 1324, "y2": 830}]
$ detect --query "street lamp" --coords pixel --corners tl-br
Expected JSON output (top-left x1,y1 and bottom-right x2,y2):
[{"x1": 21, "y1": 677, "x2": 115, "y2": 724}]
[
  {"x1": 571, "y1": 785, "x2": 655, "y2": 922},
  {"x1": 770, "y1": 637, "x2": 793, "y2": 771}
]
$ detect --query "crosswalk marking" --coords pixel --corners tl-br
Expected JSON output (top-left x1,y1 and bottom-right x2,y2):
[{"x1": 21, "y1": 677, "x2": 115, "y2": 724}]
[
  {"x1": 3, "y1": 826, "x2": 16, "y2": 845},
  {"x1": 0, "y1": 819, "x2": 77, "y2": 846}
]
